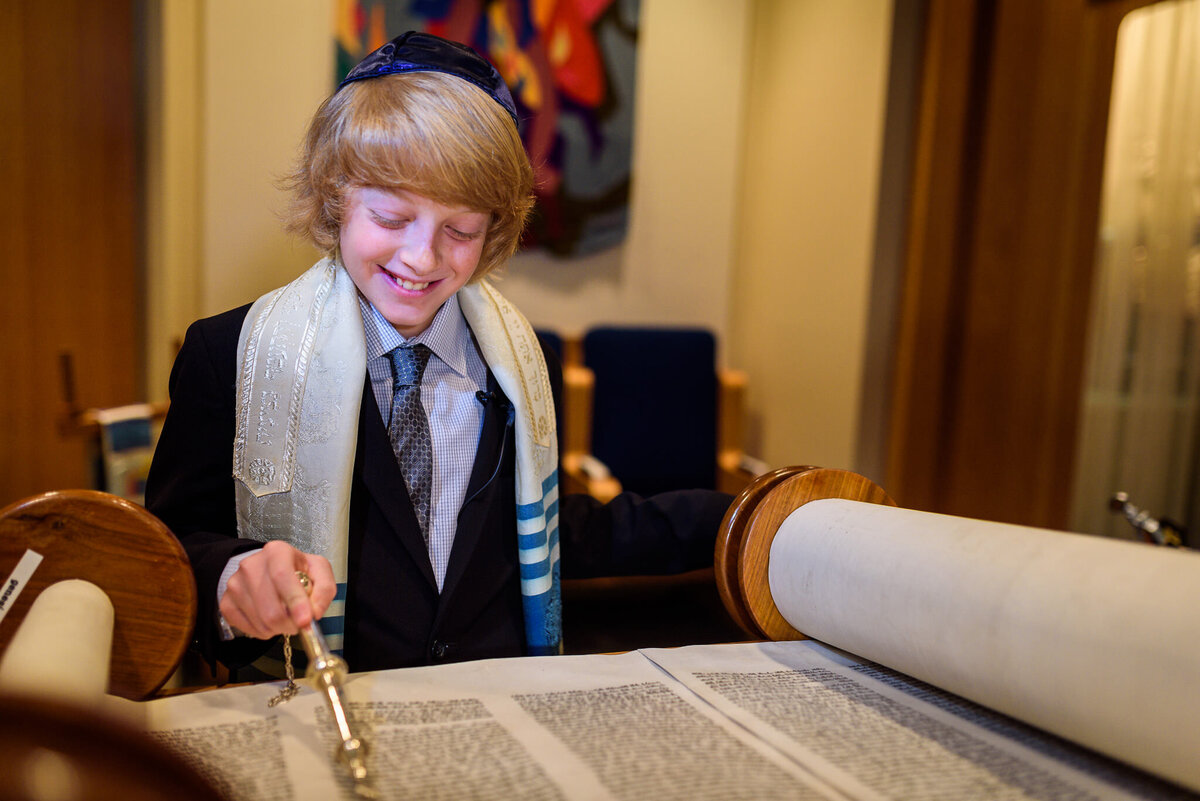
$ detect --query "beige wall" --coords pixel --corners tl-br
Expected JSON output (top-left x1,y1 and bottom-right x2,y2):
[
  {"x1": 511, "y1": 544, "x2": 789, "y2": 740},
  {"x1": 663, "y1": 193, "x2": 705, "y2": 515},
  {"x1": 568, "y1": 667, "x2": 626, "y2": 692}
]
[
  {"x1": 146, "y1": 0, "x2": 895, "y2": 475},
  {"x1": 731, "y1": 0, "x2": 893, "y2": 469},
  {"x1": 144, "y1": 0, "x2": 203, "y2": 400},
  {"x1": 145, "y1": 0, "x2": 330, "y2": 401},
  {"x1": 200, "y1": 0, "x2": 331, "y2": 312}
]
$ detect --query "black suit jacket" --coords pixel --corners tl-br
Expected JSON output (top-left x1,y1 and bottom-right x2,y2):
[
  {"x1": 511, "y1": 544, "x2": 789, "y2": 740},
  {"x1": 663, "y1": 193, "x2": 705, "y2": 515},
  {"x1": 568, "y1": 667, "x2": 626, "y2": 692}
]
[{"x1": 146, "y1": 303, "x2": 733, "y2": 673}]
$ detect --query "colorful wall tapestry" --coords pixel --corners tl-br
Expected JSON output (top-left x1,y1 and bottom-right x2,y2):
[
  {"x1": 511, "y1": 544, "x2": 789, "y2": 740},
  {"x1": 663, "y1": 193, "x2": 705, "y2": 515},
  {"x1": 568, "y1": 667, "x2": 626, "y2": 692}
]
[{"x1": 335, "y1": 0, "x2": 640, "y2": 257}]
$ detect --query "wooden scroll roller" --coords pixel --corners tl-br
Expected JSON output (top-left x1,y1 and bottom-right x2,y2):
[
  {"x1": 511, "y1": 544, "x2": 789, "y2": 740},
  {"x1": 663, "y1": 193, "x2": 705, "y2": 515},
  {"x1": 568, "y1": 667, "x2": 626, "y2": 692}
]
[
  {"x1": 0, "y1": 693, "x2": 226, "y2": 801},
  {"x1": 0, "y1": 490, "x2": 196, "y2": 701},
  {"x1": 715, "y1": 466, "x2": 895, "y2": 641},
  {"x1": 0, "y1": 491, "x2": 225, "y2": 801},
  {"x1": 713, "y1": 466, "x2": 1200, "y2": 793}
]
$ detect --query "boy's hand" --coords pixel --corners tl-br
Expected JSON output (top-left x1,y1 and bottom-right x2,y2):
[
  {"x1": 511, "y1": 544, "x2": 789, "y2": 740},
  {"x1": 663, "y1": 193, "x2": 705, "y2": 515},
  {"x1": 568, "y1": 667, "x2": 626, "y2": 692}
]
[{"x1": 219, "y1": 540, "x2": 336, "y2": 639}]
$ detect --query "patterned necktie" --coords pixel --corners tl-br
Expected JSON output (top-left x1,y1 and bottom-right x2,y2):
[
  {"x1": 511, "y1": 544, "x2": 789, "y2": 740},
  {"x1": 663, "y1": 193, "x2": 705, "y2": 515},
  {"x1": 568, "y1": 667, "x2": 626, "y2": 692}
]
[{"x1": 388, "y1": 344, "x2": 434, "y2": 544}]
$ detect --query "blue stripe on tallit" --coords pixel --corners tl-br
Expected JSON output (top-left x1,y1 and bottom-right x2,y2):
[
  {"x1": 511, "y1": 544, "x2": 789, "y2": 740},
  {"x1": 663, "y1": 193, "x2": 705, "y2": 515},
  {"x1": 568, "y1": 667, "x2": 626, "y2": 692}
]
[
  {"x1": 518, "y1": 473, "x2": 561, "y2": 653},
  {"x1": 518, "y1": 528, "x2": 547, "y2": 549},
  {"x1": 520, "y1": 562, "x2": 551, "y2": 581},
  {"x1": 315, "y1": 582, "x2": 347, "y2": 654}
]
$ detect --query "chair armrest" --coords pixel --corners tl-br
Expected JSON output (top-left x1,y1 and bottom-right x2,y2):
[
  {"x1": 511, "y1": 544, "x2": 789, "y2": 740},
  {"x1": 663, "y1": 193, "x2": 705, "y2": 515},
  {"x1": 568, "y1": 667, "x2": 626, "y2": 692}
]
[
  {"x1": 562, "y1": 364, "x2": 595, "y2": 456},
  {"x1": 717, "y1": 451, "x2": 765, "y2": 495},
  {"x1": 717, "y1": 452, "x2": 756, "y2": 495},
  {"x1": 717, "y1": 368, "x2": 767, "y2": 494},
  {"x1": 560, "y1": 363, "x2": 623, "y2": 501},
  {"x1": 717, "y1": 368, "x2": 747, "y2": 455},
  {"x1": 562, "y1": 452, "x2": 623, "y2": 503},
  {"x1": 559, "y1": 332, "x2": 584, "y2": 368}
]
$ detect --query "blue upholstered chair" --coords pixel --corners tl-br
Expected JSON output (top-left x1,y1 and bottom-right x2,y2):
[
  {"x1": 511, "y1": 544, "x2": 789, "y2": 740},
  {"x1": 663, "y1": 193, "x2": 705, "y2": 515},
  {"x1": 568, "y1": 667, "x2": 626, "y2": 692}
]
[
  {"x1": 561, "y1": 326, "x2": 758, "y2": 501},
  {"x1": 533, "y1": 328, "x2": 563, "y2": 363},
  {"x1": 553, "y1": 326, "x2": 758, "y2": 651}
]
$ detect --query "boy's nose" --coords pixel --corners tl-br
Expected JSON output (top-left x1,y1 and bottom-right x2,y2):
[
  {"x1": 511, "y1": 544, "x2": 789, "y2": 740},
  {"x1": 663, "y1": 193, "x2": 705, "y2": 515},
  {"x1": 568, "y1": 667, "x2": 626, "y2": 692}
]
[{"x1": 398, "y1": 223, "x2": 437, "y2": 274}]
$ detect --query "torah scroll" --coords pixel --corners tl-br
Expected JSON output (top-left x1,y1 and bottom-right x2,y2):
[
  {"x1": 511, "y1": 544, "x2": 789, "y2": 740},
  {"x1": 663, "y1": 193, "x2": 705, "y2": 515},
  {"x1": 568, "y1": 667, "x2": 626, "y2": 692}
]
[
  {"x1": 765, "y1": 498, "x2": 1200, "y2": 792},
  {"x1": 0, "y1": 579, "x2": 114, "y2": 705}
]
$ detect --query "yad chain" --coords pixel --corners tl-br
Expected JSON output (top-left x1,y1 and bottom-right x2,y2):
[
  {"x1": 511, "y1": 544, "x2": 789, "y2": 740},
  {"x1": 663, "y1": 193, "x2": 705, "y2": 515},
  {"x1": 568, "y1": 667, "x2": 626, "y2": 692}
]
[
  {"x1": 267, "y1": 634, "x2": 300, "y2": 707},
  {"x1": 266, "y1": 570, "x2": 312, "y2": 707}
]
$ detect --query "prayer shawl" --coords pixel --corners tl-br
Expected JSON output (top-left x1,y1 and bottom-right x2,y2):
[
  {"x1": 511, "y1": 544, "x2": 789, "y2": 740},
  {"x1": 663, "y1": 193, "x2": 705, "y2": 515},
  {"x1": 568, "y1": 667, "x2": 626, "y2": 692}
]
[{"x1": 233, "y1": 258, "x2": 561, "y2": 659}]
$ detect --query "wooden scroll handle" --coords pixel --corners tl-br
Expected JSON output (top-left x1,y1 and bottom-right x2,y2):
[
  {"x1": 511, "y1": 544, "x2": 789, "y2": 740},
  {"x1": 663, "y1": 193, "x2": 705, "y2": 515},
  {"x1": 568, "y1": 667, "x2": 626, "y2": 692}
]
[
  {"x1": 0, "y1": 694, "x2": 227, "y2": 801},
  {"x1": 714, "y1": 466, "x2": 895, "y2": 641},
  {"x1": 0, "y1": 491, "x2": 196, "y2": 700}
]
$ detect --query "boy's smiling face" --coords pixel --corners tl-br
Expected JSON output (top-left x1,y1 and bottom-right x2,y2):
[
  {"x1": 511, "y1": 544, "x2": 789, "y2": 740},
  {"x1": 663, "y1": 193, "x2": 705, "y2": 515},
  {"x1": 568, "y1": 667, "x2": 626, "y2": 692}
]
[{"x1": 340, "y1": 186, "x2": 490, "y2": 338}]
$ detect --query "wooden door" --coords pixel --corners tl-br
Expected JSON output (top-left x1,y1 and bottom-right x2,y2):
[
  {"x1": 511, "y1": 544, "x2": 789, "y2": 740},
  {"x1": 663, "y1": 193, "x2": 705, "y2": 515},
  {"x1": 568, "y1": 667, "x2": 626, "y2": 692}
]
[
  {"x1": 885, "y1": 0, "x2": 1158, "y2": 528},
  {"x1": 0, "y1": 1, "x2": 140, "y2": 504}
]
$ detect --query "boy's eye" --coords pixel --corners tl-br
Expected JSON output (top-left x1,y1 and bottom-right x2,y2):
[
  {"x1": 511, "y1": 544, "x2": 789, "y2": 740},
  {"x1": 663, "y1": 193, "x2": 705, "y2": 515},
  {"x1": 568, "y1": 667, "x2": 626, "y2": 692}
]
[
  {"x1": 369, "y1": 210, "x2": 406, "y2": 229},
  {"x1": 446, "y1": 227, "x2": 483, "y2": 242}
]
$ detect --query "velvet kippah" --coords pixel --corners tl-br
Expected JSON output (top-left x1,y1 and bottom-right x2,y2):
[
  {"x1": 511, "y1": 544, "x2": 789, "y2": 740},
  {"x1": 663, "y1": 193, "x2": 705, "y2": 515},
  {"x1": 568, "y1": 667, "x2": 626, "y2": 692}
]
[{"x1": 339, "y1": 31, "x2": 519, "y2": 129}]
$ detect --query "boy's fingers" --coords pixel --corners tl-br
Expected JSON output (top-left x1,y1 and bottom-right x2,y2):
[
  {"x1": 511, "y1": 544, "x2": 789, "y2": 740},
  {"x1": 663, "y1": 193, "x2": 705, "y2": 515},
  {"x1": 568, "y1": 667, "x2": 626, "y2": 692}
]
[{"x1": 304, "y1": 557, "x2": 337, "y2": 619}]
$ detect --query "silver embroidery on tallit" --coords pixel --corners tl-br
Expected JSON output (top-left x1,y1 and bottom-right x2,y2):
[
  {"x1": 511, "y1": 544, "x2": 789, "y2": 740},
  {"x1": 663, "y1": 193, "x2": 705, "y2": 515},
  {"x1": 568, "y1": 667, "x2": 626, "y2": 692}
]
[{"x1": 233, "y1": 259, "x2": 364, "y2": 578}]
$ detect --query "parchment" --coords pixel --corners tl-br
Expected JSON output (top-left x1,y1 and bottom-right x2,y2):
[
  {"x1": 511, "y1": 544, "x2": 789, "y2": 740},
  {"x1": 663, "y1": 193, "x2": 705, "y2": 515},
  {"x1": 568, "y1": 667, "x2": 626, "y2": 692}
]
[
  {"x1": 646, "y1": 641, "x2": 1197, "y2": 801},
  {"x1": 766, "y1": 499, "x2": 1200, "y2": 792},
  {"x1": 142, "y1": 650, "x2": 845, "y2": 801}
]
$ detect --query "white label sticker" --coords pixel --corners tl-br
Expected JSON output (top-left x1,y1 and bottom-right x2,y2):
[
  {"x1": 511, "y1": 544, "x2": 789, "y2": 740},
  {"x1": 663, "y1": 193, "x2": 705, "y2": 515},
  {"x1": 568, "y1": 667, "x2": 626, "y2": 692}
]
[{"x1": 0, "y1": 549, "x2": 44, "y2": 624}]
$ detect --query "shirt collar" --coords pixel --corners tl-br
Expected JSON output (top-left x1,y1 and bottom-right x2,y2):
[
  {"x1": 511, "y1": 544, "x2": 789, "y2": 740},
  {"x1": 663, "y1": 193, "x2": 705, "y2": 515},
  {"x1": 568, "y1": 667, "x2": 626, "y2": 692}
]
[{"x1": 357, "y1": 293, "x2": 473, "y2": 379}]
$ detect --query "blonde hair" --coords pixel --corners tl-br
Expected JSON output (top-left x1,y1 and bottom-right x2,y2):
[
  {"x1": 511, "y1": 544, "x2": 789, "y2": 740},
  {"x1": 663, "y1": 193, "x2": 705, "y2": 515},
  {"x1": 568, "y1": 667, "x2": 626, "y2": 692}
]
[{"x1": 282, "y1": 72, "x2": 534, "y2": 280}]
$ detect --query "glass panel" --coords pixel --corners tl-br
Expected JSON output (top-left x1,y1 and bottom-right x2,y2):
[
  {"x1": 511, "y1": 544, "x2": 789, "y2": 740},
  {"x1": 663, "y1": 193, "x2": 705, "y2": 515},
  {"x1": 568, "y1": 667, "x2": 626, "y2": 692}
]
[{"x1": 1070, "y1": 0, "x2": 1200, "y2": 542}]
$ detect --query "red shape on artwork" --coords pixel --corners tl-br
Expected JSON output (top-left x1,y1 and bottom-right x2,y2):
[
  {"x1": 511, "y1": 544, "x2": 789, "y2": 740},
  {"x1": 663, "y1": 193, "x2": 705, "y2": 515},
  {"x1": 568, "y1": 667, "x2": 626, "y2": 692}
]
[{"x1": 546, "y1": 0, "x2": 606, "y2": 107}]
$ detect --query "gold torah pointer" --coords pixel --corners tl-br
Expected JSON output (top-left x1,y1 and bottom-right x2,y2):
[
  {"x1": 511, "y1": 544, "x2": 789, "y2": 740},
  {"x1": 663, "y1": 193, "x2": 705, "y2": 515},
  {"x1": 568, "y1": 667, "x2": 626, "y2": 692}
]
[{"x1": 293, "y1": 572, "x2": 378, "y2": 798}]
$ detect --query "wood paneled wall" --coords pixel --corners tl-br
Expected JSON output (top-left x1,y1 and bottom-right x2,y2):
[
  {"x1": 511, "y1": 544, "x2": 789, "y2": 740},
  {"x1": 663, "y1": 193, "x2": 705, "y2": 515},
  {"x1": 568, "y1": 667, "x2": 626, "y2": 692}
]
[
  {"x1": 0, "y1": 1, "x2": 140, "y2": 503},
  {"x1": 885, "y1": 0, "x2": 1157, "y2": 528}
]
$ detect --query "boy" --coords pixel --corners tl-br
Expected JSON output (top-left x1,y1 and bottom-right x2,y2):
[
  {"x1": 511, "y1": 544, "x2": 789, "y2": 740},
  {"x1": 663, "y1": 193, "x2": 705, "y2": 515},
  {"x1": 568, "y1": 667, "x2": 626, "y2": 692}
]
[{"x1": 146, "y1": 32, "x2": 731, "y2": 676}]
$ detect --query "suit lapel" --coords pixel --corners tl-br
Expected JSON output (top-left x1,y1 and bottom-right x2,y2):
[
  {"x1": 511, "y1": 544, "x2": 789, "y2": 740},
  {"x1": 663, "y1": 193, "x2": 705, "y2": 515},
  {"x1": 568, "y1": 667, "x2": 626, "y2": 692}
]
[{"x1": 356, "y1": 377, "x2": 439, "y2": 590}]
